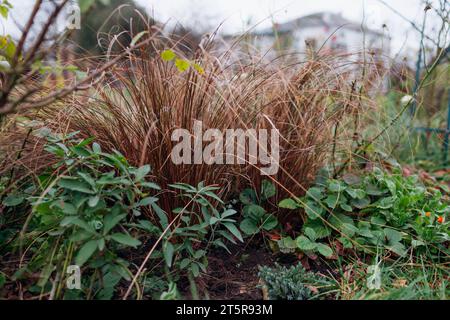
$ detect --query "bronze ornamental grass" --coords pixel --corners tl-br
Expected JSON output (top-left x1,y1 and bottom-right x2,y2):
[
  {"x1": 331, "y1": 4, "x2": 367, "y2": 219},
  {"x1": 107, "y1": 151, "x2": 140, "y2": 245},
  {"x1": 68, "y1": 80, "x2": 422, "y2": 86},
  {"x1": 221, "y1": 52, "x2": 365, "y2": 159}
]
[{"x1": 1, "y1": 32, "x2": 379, "y2": 224}]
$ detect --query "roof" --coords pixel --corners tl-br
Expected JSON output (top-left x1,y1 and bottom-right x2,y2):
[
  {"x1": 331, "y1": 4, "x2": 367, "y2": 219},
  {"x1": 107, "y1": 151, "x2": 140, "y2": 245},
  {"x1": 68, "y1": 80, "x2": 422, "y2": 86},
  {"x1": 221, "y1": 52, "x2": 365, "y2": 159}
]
[{"x1": 254, "y1": 12, "x2": 384, "y2": 37}]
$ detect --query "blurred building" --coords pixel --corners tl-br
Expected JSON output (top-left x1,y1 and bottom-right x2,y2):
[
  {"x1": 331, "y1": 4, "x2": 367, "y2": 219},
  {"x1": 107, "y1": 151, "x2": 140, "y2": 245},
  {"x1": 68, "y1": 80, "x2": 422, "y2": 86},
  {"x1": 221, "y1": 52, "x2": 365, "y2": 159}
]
[{"x1": 219, "y1": 12, "x2": 390, "y2": 60}]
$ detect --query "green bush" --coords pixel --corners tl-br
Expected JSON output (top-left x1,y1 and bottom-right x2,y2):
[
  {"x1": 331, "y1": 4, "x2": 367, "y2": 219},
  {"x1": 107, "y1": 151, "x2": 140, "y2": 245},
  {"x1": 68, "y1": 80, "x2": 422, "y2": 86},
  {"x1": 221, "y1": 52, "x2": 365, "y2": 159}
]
[{"x1": 1, "y1": 130, "x2": 242, "y2": 299}]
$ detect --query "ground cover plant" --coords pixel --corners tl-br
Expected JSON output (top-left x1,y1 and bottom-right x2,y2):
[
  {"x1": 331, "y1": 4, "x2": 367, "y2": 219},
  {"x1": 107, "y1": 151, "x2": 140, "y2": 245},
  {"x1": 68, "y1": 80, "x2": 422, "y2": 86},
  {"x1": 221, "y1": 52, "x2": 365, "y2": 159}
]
[{"x1": 0, "y1": 0, "x2": 449, "y2": 301}]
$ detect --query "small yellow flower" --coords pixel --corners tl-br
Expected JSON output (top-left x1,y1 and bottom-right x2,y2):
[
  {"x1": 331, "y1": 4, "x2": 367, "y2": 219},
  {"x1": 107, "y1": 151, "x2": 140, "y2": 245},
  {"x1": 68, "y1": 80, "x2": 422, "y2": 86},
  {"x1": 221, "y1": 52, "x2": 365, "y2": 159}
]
[{"x1": 425, "y1": 212, "x2": 431, "y2": 217}]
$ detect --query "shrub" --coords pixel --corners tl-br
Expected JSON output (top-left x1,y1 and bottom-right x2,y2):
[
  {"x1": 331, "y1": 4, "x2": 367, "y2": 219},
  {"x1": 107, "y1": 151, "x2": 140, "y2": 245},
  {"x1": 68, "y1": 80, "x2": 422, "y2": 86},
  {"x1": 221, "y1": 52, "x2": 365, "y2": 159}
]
[{"x1": 1, "y1": 130, "x2": 242, "y2": 299}]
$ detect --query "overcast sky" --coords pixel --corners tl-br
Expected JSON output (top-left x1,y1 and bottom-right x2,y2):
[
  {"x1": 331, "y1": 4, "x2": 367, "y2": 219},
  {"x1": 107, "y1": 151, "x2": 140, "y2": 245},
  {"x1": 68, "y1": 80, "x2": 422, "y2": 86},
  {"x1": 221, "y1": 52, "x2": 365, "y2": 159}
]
[
  {"x1": 136, "y1": 0, "x2": 448, "y2": 55},
  {"x1": 2, "y1": 0, "x2": 448, "y2": 57}
]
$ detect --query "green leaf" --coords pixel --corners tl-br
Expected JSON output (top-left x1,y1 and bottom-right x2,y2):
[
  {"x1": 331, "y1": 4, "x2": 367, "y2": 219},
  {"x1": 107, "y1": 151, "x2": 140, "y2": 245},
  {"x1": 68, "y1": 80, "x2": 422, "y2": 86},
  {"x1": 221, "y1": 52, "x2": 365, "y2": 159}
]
[
  {"x1": 61, "y1": 217, "x2": 95, "y2": 233},
  {"x1": 296, "y1": 235, "x2": 317, "y2": 251},
  {"x1": 175, "y1": 58, "x2": 190, "y2": 72},
  {"x1": 278, "y1": 198, "x2": 299, "y2": 209},
  {"x1": 328, "y1": 180, "x2": 345, "y2": 192},
  {"x1": 342, "y1": 173, "x2": 361, "y2": 185},
  {"x1": 140, "y1": 181, "x2": 161, "y2": 190},
  {"x1": 75, "y1": 240, "x2": 98, "y2": 266},
  {"x1": 262, "y1": 215, "x2": 278, "y2": 231},
  {"x1": 223, "y1": 222, "x2": 243, "y2": 242},
  {"x1": 151, "y1": 202, "x2": 168, "y2": 229},
  {"x1": 302, "y1": 219, "x2": 331, "y2": 239},
  {"x1": 110, "y1": 233, "x2": 141, "y2": 247},
  {"x1": 345, "y1": 188, "x2": 366, "y2": 199},
  {"x1": 191, "y1": 263, "x2": 200, "y2": 277},
  {"x1": 261, "y1": 180, "x2": 276, "y2": 200},
  {"x1": 350, "y1": 197, "x2": 370, "y2": 209},
  {"x1": 2, "y1": 195, "x2": 24, "y2": 207},
  {"x1": 0, "y1": 6, "x2": 9, "y2": 19},
  {"x1": 304, "y1": 200, "x2": 324, "y2": 219},
  {"x1": 161, "y1": 49, "x2": 176, "y2": 61},
  {"x1": 304, "y1": 227, "x2": 317, "y2": 241},
  {"x1": 103, "y1": 213, "x2": 127, "y2": 235},
  {"x1": 130, "y1": 31, "x2": 148, "y2": 47},
  {"x1": 329, "y1": 213, "x2": 355, "y2": 237},
  {"x1": 192, "y1": 63, "x2": 204, "y2": 74},
  {"x1": 316, "y1": 243, "x2": 333, "y2": 257},
  {"x1": 163, "y1": 241, "x2": 174, "y2": 267},
  {"x1": 278, "y1": 236, "x2": 297, "y2": 249},
  {"x1": 338, "y1": 236, "x2": 353, "y2": 248},
  {"x1": 411, "y1": 239, "x2": 425, "y2": 248},
  {"x1": 239, "y1": 188, "x2": 256, "y2": 205},
  {"x1": 92, "y1": 142, "x2": 102, "y2": 153},
  {"x1": 58, "y1": 177, "x2": 95, "y2": 194},
  {"x1": 365, "y1": 184, "x2": 383, "y2": 196},
  {"x1": 376, "y1": 197, "x2": 395, "y2": 209},
  {"x1": 384, "y1": 228, "x2": 402, "y2": 244},
  {"x1": 324, "y1": 194, "x2": 339, "y2": 209},
  {"x1": 387, "y1": 242, "x2": 406, "y2": 256},
  {"x1": 306, "y1": 187, "x2": 324, "y2": 200},
  {"x1": 240, "y1": 218, "x2": 259, "y2": 235},
  {"x1": 134, "y1": 165, "x2": 151, "y2": 181},
  {"x1": 88, "y1": 195, "x2": 100, "y2": 207},
  {"x1": 138, "y1": 196, "x2": 158, "y2": 207},
  {"x1": 243, "y1": 204, "x2": 266, "y2": 219},
  {"x1": 221, "y1": 209, "x2": 237, "y2": 218},
  {"x1": 193, "y1": 250, "x2": 206, "y2": 259},
  {"x1": 340, "y1": 203, "x2": 353, "y2": 212}
]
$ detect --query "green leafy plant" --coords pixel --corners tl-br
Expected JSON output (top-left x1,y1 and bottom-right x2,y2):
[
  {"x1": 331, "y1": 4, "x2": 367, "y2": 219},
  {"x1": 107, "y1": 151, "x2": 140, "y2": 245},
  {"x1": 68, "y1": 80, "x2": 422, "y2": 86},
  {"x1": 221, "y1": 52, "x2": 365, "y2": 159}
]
[
  {"x1": 238, "y1": 180, "x2": 279, "y2": 236},
  {"x1": 279, "y1": 166, "x2": 449, "y2": 259},
  {"x1": 160, "y1": 182, "x2": 243, "y2": 299},
  {"x1": 6, "y1": 130, "x2": 162, "y2": 299}
]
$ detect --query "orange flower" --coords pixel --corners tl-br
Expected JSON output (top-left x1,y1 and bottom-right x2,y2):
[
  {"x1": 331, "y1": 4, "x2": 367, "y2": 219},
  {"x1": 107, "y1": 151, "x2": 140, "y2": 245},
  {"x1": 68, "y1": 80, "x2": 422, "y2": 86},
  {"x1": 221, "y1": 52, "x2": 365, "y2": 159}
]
[
  {"x1": 437, "y1": 216, "x2": 444, "y2": 224},
  {"x1": 425, "y1": 212, "x2": 431, "y2": 217}
]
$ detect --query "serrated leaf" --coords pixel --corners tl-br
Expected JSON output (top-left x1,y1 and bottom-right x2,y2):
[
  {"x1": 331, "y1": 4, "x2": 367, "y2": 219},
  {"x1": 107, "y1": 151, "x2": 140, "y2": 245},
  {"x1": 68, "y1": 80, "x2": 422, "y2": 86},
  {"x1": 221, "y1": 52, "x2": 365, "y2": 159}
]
[
  {"x1": 328, "y1": 180, "x2": 345, "y2": 192},
  {"x1": 316, "y1": 243, "x2": 333, "y2": 257},
  {"x1": 239, "y1": 219, "x2": 259, "y2": 235},
  {"x1": 278, "y1": 198, "x2": 299, "y2": 209},
  {"x1": 304, "y1": 227, "x2": 317, "y2": 241},
  {"x1": 262, "y1": 215, "x2": 278, "y2": 230},
  {"x1": 324, "y1": 194, "x2": 339, "y2": 209},
  {"x1": 296, "y1": 235, "x2": 317, "y2": 251},
  {"x1": 304, "y1": 200, "x2": 324, "y2": 219},
  {"x1": 261, "y1": 180, "x2": 276, "y2": 200}
]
